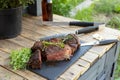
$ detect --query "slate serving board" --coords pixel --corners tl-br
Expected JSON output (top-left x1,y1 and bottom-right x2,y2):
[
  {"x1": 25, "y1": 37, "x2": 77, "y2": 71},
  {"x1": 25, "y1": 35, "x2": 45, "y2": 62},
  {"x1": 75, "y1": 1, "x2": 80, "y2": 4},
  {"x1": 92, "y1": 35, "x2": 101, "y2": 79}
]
[{"x1": 28, "y1": 34, "x2": 92, "y2": 80}]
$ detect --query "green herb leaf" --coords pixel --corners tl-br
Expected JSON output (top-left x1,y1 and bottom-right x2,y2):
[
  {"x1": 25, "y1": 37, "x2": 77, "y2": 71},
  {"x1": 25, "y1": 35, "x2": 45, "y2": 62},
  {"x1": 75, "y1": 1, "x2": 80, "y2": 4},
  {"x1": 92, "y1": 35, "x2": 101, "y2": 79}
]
[
  {"x1": 10, "y1": 48, "x2": 31, "y2": 70},
  {"x1": 42, "y1": 41, "x2": 65, "y2": 48}
]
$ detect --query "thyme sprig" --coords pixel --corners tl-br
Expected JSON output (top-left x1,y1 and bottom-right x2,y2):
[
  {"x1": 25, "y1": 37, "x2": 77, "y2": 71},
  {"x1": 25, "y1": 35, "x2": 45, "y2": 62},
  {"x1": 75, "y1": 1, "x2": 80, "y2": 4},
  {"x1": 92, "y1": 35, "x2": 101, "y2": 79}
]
[
  {"x1": 62, "y1": 35, "x2": 73, "y2": 42},
  {"x1": 42, "y1": 41, "x2": 65, "y2": 48}
]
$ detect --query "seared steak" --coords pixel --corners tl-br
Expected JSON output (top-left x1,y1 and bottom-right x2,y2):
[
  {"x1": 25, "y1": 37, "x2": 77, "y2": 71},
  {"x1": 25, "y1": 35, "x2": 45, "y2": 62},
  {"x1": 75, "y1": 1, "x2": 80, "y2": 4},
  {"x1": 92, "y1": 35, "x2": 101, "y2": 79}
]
[
  {"x1": 49, "y1": 38, "x2": 62, "y2": 43},
  {"x1": 28, "y1": 49, "x2": 42, "y2": 69},
  {"x1": 31, "y1": 41, "x2": 43, "y2": 52},
  {"x1": 64, "y1": 34, "x2": 80, "y2": 54},
  {"x1": 28, "y1": 34, "x2": 80, "y2": 69},
  {"x1": 31, "y1": 41, "x2": 47, "y2": 61},
  {"x1": 45, "y1": 44, "x2": 72, "y2": 61}
]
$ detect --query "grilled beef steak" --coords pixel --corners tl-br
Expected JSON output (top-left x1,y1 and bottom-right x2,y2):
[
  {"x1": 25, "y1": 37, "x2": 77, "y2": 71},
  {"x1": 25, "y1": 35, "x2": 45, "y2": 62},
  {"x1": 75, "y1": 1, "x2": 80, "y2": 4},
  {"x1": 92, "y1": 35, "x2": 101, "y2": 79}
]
[
  {"x1": 49, "y1": 38, "x2": 62, "y2": 43},
  {"x1": 28, "y1": 49, "x2": 42, "y2": 69},
  {"x1": 45, "y1": 44, "x2": 72, "y2": 61},
  {"x1": 64, "y1": 34, "x2": 80, "y2": 54},
  {"x1": 31, "y1": 41, "x2": 47, "y2": 62},
  {"x1": 31, "y1": 41, "x2": 43, "y2": 52},
  {"x1": 28, "y1": 34, "x2": 80, "y2": 69}
]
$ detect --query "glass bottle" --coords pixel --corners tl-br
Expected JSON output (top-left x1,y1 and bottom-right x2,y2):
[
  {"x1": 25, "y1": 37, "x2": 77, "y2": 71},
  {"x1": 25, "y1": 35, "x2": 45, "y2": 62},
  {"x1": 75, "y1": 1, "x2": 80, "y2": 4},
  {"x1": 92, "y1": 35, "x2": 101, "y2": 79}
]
[{"x1": 42, "y1": 0, "x2": 53, "y2": 21}]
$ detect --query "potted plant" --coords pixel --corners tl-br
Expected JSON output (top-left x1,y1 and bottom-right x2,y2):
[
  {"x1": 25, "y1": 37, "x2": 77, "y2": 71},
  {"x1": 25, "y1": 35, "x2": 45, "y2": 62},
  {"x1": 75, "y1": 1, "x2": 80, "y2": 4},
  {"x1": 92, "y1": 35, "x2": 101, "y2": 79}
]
[{"x1": 0, "y1": 0, "x2": 34, "y2": 39}]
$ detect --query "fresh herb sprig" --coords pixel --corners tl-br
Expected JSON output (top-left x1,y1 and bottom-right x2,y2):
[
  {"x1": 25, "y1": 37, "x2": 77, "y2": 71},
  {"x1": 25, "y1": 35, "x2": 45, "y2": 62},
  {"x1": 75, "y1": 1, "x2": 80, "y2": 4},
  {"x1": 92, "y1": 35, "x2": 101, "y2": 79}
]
[
  {"x1": 10, "y1": 48, "x2": 32, "y2": 70},
  {"x1": 62, "y1": 35, "x2": 73, "y2": 42},
  {"x1": 42, "y1": 41, "x2": 65, "y2": 48}
]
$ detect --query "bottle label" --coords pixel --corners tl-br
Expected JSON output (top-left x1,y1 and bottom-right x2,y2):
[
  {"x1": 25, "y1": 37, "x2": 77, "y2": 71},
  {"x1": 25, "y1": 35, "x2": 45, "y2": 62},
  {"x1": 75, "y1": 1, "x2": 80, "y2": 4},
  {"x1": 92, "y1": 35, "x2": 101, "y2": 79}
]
[{"x1": 47, "y1": 0, "x2": 52, "y2": 3}]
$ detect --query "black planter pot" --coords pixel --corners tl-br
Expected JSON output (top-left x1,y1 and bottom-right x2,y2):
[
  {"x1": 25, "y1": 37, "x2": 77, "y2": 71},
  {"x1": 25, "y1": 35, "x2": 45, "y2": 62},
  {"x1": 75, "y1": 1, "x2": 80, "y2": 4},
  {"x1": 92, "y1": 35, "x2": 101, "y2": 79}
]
[{"x1": 0, "y1": 7, "x2": 22, "y2": 39}]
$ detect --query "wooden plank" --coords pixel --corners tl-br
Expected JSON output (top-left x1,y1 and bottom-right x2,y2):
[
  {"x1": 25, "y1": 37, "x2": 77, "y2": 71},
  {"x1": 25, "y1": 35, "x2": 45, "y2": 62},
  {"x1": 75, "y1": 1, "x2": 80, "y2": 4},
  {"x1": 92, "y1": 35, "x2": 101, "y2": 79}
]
[
  {"x1": 23, "y1": 15, "x2": 73, "y2": 30},
  {"x1": 0, "y1": 50, "x2": 9, "y2": 59},
  {"x1": 98, "y1": 73, "x2": 106, "y2": 80},
  {"x1": 23, "y1": 15, "x2": 47, "y2": 23},
  {"x1": 5, "y1": 66, "x2": 46, "y2": 80},
  {"x1": 85, "y1": 69, "x2": 98, "y2": 80},
  {"x1": 53, "y1": 14, "x2": 78, "y2": 21},
  {"x1": 80, "y1": 52, "x2": 99, "y2": 65},
  {"x1": 78, "y1": 32, "x2": 97, "y2": 42},
  {"x1": 8, "y1": 36, "x2": 34, "y2": 48},
  {"x1": 89, "y1": 44, "x2": 114, "y2": 57},
  {"x1": 22, "y1": 22, "x2": 59, "y2": 36},
  {"x1": 0, "y1": 58, "x2": 10, "y2": 66},
  {"x1": 114, "y1": 41, "x2": 120, "y2": 61},
  {"x1": 0, "y1": 51, "x2": 10, "y2": 65},
  {"x1": 63, "y1": 26, "x2": 82, "y2": 31},
  {"x1": 96, "y1": 27, "x2": 120, "y2": 39},
  {"x1": 59, "y1": 64, "x2": 86, "y2": 80},
  {"x1": 97, "y1": 54, "x2": 106, "y2": 76},
  {"x1": 21, "y1": 26, "x2": 72, "y2": 41},
  {"x1": 75, "y1": 59, "x2": 91, "y2": 75},
  {"x1": 21, "y1": 28, "x2": 45, "y2": 41},
  {"x1": 0, "y1": 40, "x2": 22, "y2": 52},
  {"x1": 104, "y1": 44, "x2": 116, "y2": 73},
  {"x1": 58, "y1": 59, "x2": 90, "y2": 80},
  {"x1": 75, "y1": 59, "x2": 90, "y2": 69},
  {"x1": 0, "y1": 66, "x2": 26, "y2": 80},
  {"x1": 42, "y1": 27, "x2": 74, "y2": 34},
  {"x1": 22, "y1": 20, "x2": 80, "y2": 40},
  {"x1": 23, "y1": 17, "x2": 51, "y2": 30},
  {"x1": 23, "y1": 15, "x2": 81, "y2": 34},
  {"x1": 78, "y1": 59, "x2": 100, "y2": 80},
  {"x1": 57, "y1": 77, "x2": 65, "y2": 80},
  {"x1": 23, "y1": 14, "x2": 77, "y2": 22}
]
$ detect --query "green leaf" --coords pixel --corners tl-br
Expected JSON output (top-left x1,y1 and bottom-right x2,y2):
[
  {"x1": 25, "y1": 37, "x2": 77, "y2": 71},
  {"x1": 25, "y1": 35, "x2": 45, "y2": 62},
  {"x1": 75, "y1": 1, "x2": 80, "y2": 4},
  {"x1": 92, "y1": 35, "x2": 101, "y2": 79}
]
[
  {"x1": 0, "y1": 0, "x2": 34, "y2": 9},
  {"x1": 10, "y1": 48, "x2": 32, "y2": 70}
]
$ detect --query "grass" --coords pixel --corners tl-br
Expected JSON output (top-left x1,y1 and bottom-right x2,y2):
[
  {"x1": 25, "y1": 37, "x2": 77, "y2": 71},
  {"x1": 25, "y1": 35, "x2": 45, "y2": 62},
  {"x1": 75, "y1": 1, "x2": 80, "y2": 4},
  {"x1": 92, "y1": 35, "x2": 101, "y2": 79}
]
[
  {"x1": 53, "y1": 0, "x2": 72, "y2": 17},
  {"x1": 53, "y1": 0, "x2": 84, "y2": 17},
  {"x1": 73, "y1": 4, "x2": 94, "y2": 21},
  {"x1": 107, "y1": 15, "x2": 120, "y2": 29},
  {"x1": 115, "y1": 51, "x2": 120, "y2": 79},
  {"x1": 68, "y1": 0, "x2": 84, "y2": 8},
  {"x1": 114, "y1": 3, "x2": 120, "y2": 13},
  {"x1": 93, "y1": 0, "x2": 120, "y2": 14},
  {"x1": 93, "y1": 0, "x2": 114, "y2": 15}
]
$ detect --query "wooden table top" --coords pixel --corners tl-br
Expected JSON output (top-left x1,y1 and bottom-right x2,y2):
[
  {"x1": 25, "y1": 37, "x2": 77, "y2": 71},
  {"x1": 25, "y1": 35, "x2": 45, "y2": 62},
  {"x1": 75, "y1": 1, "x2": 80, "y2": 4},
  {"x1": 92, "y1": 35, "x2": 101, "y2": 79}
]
[{"x1": 0, "y1": 14, "x2": 120, "y2": 80}]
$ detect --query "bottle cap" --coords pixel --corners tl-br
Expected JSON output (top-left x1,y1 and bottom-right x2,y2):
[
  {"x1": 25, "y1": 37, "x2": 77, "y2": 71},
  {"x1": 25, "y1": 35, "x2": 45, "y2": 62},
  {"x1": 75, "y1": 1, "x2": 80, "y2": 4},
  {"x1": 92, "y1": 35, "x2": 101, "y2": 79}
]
[{"x1": 47, "y1": 0, "x2": 52, "y2": 3}]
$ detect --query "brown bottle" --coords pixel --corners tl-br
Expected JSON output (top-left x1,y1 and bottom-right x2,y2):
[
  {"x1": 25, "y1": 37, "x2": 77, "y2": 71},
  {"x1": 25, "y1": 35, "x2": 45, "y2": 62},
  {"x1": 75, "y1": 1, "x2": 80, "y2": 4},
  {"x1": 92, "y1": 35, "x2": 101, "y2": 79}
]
[{"x1": 42, "y1": 0, "x2": 53, "y2": 21}]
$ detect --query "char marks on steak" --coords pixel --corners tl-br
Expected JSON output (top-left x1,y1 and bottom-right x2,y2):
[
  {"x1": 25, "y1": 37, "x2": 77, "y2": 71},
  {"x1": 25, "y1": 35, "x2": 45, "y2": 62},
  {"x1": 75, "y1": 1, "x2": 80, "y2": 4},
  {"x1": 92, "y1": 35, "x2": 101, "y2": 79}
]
[{"x1": 27, "y1": 49, "x2": 42, "y2": 69}]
